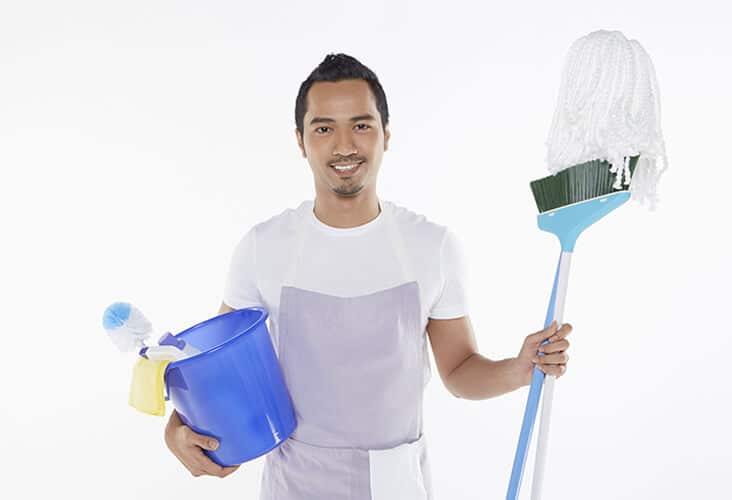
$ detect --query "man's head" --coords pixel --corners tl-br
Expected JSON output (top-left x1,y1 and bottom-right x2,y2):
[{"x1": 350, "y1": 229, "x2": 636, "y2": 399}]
[{"x1": 295, "y1": 54, "x2": 390, "y2": 198}]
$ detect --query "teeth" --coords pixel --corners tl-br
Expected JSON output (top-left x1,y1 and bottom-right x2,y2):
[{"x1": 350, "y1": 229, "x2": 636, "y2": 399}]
[{"x1": 333, "y1": 163, "x2": 360, "y2": 171}]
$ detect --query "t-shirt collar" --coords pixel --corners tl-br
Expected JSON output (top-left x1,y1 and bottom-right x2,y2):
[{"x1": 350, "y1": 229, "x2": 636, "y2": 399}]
[{"x1": 307, "y1": 198, "x2": 385, "y2": 235}]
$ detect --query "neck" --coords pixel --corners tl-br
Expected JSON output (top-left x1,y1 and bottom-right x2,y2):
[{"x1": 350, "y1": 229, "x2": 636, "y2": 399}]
[{"x1": 312, "y1": 191, "x2": 381, "y2": 229}]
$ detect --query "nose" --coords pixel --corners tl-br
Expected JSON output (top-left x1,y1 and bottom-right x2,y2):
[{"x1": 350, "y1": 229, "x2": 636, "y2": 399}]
[{"x1": 332, "y1": 128, "x2": 358, "y2": 157}]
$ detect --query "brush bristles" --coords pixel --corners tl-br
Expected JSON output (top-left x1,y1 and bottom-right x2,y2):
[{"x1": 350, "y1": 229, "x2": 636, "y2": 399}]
[{"x1": 530, "y1": 156, "x2": 639, "y2": 213}]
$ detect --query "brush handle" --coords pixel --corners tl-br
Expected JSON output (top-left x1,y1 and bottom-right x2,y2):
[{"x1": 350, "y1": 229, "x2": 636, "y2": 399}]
[
  {"x1": 139, "y1": 345, "x2": 188, "y2": 361},
  {"x1": 506, "y1": 250, "x2": 572, "y2": 500}
]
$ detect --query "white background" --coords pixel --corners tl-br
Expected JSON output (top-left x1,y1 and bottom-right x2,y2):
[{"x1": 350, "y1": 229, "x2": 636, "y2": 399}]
[{"x1": 1, "y1": 1, "x2": 730, "y2": 498}]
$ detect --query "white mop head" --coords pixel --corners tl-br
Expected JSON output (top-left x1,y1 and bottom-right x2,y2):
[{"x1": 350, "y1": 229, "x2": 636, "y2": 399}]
[{"x1": 545, "y1": 30, "x2": 668, "y2": 210}]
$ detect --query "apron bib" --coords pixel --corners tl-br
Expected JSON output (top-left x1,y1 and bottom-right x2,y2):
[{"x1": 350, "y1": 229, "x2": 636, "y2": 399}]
[{"x1": 259, "y1": 204, "x2": 433, "y2": 500}]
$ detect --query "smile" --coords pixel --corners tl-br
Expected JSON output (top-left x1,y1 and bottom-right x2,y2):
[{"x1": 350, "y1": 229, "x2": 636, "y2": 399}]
[{"x1": 330, "y1": 161, "x2": 364, "y2": 176}]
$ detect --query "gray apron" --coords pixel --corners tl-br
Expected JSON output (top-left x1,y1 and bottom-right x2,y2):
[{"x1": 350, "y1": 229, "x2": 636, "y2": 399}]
[{"x1": 259, "y1": 205, "x2": 434, "y2": 500}]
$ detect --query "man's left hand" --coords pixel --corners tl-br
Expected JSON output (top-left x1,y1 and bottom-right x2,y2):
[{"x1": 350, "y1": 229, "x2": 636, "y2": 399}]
[{"x1": 514, "y1": 320, "x2": 572, "y2": 386}]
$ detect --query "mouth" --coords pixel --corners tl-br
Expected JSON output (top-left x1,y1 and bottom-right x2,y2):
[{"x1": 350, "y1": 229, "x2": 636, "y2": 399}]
[{"x1": 329, "y1": 160, "x2": 364, "y2": 177}]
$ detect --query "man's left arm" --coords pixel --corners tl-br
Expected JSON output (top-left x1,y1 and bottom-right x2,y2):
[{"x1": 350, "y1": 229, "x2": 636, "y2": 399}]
[{"x1": 426, "y1": 316, "x2": 572, "y2": 400}]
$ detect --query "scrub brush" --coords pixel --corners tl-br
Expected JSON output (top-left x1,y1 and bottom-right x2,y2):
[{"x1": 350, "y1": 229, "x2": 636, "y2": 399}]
[{"x1": 102, "y1": 302, "x2": 200, "y2": 360}]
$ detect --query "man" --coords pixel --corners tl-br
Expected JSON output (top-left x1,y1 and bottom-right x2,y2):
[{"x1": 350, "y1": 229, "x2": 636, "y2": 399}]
[{"x1": 165, "y1": 53, "x2": 571, "y2": 499}]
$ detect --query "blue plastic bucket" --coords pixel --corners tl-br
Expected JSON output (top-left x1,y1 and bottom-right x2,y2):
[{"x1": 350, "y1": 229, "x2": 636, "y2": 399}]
[{"x1": 164, "y1": 307, "x2": 296, "y2": 466}]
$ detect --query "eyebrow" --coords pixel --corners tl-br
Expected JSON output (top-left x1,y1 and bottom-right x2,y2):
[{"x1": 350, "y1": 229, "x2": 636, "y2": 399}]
[{"x1": 309, "y1": 114, "x2": 377, "y2": 126}]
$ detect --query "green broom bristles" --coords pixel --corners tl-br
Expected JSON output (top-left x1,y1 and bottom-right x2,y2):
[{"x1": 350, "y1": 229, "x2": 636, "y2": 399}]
[{"x1": 530, "y1": 156, "x2": 640, "y2": 213}]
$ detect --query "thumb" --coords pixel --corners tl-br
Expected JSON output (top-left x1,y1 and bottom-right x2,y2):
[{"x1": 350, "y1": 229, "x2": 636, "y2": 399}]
[{"x1": 188, "y1": 429, "x2": 219, "y2": 451}]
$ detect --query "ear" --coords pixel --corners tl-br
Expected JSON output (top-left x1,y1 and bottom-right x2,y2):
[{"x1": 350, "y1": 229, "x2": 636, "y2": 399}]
[
  {"x1": 295, "y1": 128, "x2": 306, "y2": 158},
  {"x1": 383, "y1": 124, "x2": 391, "y2": 152}
]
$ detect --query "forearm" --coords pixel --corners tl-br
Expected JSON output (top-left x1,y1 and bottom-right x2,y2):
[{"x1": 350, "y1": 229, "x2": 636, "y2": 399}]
[{"x1": 446, "y1": 353, "x2": 526, "y2": 400}]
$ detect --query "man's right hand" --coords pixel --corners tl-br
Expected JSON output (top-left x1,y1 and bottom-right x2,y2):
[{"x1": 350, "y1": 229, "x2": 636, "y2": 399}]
[{"x1": 164, "y1": 409, "x2": 240, "y2": 478}]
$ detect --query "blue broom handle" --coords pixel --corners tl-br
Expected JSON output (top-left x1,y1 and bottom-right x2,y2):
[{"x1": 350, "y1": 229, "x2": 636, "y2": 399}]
[{"x1": 506, "y1": 250, "x2": 563, "y2": 500}]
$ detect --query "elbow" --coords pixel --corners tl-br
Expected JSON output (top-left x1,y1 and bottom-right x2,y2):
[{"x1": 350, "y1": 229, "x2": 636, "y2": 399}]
[
  {"x1": 444, "y1": 371, "x2": 468, "y2": 399},
  {"x1": 446, "y1": 383, "x2": 463, "y2": 399},
  {"x1": 443, "y1": 352, "x2": 477, "y2": 399}
]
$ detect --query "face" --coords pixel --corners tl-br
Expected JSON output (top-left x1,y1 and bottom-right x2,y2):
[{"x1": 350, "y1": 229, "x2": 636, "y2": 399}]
[{"x1": 296, "y1": 79, "x2": 390, "y2": 198}]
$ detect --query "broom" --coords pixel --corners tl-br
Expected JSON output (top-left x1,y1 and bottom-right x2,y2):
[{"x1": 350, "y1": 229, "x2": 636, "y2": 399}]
[
  {"x1": 505, "y1": 156, "x2": 639, "y2": 500},
  {"x1": 504, "y1": 27, "x2": 667, "y2": 499}
]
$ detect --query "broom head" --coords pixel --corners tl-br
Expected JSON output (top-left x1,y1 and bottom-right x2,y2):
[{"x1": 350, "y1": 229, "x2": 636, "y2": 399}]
[{"x1": 530, "y1": 156, "x2": 639, "y2": 213}]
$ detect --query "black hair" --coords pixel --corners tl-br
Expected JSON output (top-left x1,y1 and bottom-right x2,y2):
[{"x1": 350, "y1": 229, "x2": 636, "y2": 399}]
[{"x1": 295, "y1": 53, "x2": 389, "y2": 135}]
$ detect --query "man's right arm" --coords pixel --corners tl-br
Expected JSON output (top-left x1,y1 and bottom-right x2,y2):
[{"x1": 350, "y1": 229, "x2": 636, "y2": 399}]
[{"x1": 163, "y1": 301, "x2": 239, "y2": 478}]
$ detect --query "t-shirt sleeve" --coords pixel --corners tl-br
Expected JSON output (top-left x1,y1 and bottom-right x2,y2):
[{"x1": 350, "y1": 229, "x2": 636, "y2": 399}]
[
  {"x1": 223, "y1": 227, "x2": 264, "y2": 309},
  {"x1": 429, "y1": 229, "x2": 469, "y2": 319}
]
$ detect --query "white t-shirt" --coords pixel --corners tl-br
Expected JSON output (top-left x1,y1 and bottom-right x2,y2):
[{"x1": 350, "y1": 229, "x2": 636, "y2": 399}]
[{"x1": 223, "y1": 198, "x2": 469, "y2": 384}]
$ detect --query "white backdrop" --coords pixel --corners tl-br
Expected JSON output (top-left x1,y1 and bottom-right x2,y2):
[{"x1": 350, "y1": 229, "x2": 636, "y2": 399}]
[{"x1": 1, "y1": 1, "x2": 730, "y2": 498}]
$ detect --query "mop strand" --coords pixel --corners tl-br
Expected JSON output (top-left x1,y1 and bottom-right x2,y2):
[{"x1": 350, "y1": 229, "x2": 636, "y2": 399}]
[{"x1": 545, "y1": 30, "x2": 668, "y2": 210}]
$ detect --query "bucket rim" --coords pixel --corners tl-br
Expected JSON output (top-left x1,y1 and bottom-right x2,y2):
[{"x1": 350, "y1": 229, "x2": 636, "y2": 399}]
[{"x1": 166, "y1": 307, "x2": 269, "y2": 370}]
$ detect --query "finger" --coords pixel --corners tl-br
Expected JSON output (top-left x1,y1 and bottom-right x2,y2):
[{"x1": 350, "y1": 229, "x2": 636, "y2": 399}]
[
  {"x1": 220, "y1": 465, "x2": 240, "y2": 478},
  {"x1": 180, "y1": 460, "x2": 203, "y2": 477},
  {"x1": 184, "y1": 427, "x2": 219, "y2": 451},
  {"x1": 537, "y1": 364, "x2": 566, "y2": 377},
  {"x1": 529, "y1": 321, "x2": 559, "y2": 343},
  {"x1": 536, "y1": 352, "x2": 568, "y2": 365},
  {"x1": 548, "y1": 323, "x2": 573, "y2": 343},
  {"x1": 538, "y1": 339, "x2": 569, "y2": 354},
  {"x1": 192, "y1": 450, "x2": 228, "y2": 477}
]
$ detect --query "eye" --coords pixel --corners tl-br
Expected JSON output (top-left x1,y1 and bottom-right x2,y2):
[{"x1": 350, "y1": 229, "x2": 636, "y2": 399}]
[
  {"x1": 355, "y1": 124, "x2": 370, "y2": 131},
  {"x1": 315, "y1": 126, "x2": 331, "y2": 134}
]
